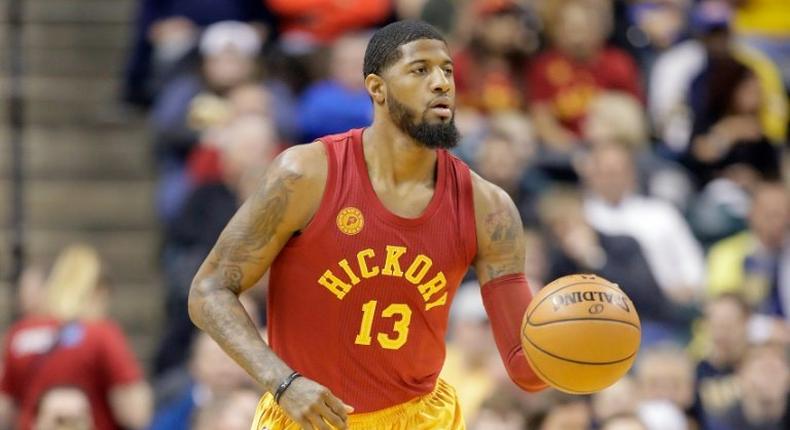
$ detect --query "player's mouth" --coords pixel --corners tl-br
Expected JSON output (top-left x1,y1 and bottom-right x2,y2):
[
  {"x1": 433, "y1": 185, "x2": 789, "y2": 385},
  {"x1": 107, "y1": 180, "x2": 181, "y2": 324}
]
[{"x1": 428, "y1": 98, "x2": 453, "y2": 119}]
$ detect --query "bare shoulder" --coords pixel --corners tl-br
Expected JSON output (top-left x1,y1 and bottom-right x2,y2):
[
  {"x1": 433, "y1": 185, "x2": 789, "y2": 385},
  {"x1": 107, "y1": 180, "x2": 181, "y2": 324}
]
[
  {"x1": 469, "y1": 171, "x2": 525, "y2": 283},
  {"x1": 470, "y1": 171, "x2": 519, "y2": 221},
  {"x1": 250, "y1": 141, "x2": 329, "y2": 231}
]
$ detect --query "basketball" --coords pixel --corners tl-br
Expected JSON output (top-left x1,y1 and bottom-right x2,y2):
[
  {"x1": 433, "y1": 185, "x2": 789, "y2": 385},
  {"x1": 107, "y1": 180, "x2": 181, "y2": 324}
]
[{"x1": 521, "y1": 274, "x2": 641, "y2": 394}]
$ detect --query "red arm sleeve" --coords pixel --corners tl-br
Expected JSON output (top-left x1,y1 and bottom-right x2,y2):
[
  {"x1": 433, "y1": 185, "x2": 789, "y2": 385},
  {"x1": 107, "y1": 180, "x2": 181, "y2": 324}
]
[{"x1": 481, "y1": 273, "x2": 548, "y2": 392}]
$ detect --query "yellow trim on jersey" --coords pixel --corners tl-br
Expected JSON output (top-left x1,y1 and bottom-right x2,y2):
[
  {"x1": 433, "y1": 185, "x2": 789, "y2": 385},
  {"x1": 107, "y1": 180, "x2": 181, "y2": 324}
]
[{"x1": 250, "y1": 379, "x2": 465, "y2": 430}]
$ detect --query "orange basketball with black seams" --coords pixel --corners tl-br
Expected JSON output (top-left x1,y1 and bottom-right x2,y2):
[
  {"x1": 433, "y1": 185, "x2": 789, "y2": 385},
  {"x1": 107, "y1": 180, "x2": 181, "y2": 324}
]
[{"x1": 521, "y1": 274, "x2": 641, "y2": 394}]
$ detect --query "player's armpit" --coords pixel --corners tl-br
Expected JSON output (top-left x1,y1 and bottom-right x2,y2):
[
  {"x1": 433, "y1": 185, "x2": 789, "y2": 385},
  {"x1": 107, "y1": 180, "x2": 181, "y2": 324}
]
[{"x1": 470, "y1": 173, "x2": 525, "y2": 285}]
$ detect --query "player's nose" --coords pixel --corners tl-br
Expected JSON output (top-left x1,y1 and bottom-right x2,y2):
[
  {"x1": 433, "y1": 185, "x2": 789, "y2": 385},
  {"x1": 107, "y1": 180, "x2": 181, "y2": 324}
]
[{"x1": 429, "y1": 68, "x2": 451, "y2": 94}]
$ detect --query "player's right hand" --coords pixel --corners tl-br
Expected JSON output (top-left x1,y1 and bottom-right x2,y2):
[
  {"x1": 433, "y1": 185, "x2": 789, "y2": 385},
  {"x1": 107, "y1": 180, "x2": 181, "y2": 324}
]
[{"x1": 278, "y1": 376, "x2": 355, "y2": 430}]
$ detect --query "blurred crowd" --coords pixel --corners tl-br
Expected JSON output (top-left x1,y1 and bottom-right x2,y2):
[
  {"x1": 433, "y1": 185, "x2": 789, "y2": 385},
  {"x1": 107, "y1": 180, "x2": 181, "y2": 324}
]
[{"x1": 2, "y1": 0, "x2": 790, "y2": 429}]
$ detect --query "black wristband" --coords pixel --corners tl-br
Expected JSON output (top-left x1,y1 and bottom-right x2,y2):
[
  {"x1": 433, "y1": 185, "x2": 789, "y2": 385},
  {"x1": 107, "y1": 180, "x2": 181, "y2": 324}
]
[{"x1": 274, "y1": 371, "x2": 302, "y2": 404}]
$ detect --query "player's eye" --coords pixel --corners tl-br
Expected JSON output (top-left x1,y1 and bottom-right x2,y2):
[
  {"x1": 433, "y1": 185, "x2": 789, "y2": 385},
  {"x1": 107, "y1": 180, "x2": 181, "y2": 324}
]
[
  {"x1": 412, "y1": 67, "x2": 427, "y2": 75},
  {"x1": 443, "y1": 67, "x2": 453, "y2": 76}
]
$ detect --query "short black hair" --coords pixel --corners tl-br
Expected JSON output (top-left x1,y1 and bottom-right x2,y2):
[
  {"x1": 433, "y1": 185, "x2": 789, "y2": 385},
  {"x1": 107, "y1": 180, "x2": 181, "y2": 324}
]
[{"x1": 363, "y1": 20, "x2": 446, "y2": 78}]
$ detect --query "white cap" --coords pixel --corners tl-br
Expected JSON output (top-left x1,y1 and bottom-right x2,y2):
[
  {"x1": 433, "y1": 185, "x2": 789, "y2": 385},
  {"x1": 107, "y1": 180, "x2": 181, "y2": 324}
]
[{"x1": 199, "y1": 21, "x2": 261, "y2": 57}]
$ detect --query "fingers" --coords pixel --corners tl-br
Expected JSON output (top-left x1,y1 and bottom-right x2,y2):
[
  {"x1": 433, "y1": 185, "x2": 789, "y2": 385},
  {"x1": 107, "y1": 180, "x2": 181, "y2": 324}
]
[
  {"x1": 324, "y1": 393, "x2": 354, "y2": 417},
  {"x1": 307, "y1": 414, "x2": 332, "y2": 430},
  {"x1": 316, "y1": 401, "x2": 348, "y2": 429}
]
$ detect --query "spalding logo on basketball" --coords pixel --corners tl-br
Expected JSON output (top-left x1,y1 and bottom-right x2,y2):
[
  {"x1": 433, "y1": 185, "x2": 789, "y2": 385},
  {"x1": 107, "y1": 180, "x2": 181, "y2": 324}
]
[{"x1": 521, "y1": 274, "x2": 641, "y2": 394}]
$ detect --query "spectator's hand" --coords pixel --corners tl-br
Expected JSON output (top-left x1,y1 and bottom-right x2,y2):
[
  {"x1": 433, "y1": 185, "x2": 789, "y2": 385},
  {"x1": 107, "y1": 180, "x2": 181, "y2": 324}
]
[
  {"x1": 148, "y1": 17, "x2": 197, "y2": 45},
  {"x1": 278, "y1": 377, "x2": 354, "y2": 430},
  {"x1": 560, "y1": 225, "x2": 606, "y2": 269},
  {"x1": 664, "y1": 285, "x2": 697, "y2": 305}
]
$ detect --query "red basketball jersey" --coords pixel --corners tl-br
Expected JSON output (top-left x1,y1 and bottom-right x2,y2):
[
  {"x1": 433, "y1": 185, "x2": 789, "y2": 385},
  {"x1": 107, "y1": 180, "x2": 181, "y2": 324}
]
[{"x1": 267, "y1": 128, "x2": 477, "y2": 412}]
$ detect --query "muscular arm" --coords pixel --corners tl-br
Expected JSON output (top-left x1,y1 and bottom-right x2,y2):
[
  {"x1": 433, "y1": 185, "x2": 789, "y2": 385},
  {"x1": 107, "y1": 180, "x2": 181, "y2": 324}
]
[
  {"x1": 471, "y1": 173, "x2": 547, "y2": 392},
  {"x1": 189, "y1": 143, "x2": 353, "y2": 429}
]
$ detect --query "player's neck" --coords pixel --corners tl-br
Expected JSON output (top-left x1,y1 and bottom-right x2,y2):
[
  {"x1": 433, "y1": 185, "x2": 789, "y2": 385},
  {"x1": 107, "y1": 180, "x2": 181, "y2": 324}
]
[{"x1": 362, "y1": 122, "x2": 438, "y2": 186}]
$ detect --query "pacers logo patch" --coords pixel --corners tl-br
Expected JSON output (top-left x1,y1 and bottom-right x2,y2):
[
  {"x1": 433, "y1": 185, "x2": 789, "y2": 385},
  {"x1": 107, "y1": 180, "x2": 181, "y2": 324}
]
[{"x1": 336, "y1": 207, "x2": 364, "y2": 235}]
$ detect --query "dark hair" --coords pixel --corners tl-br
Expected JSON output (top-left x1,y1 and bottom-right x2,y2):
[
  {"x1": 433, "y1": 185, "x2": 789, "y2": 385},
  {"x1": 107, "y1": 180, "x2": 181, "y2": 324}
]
[{"x1": 363, "y1": 20, "x2": 446, "y2": 78}]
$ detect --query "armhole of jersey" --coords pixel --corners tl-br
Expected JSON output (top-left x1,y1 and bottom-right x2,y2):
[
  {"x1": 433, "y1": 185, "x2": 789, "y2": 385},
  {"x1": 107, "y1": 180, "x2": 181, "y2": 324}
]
[
  {"x1": 458, "y1": 163, "x2": 478, "y2": 265},
  {"x1": 290, "y1": 139, "x2": 338, "y2": 245}
]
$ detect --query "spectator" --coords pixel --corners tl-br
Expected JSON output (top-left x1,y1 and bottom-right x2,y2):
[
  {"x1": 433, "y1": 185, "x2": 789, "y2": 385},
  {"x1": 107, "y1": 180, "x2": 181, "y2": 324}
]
[
  {"x1": 122, "y1": 0, "x2": 272, "y2": 107},
  {"x1": 452, "y1": 0, "x2": 539, "y2": 112},
  {"x1": 600, "y1": 414, "x2": 648, "y2": 430},
  {"x1": 538, "y1": 186, "x2": 688, "y2": 343},
  {"x1": 528, "y1": 0, "x2": 642, "y2": 153},
  {"x1": 151, "y1": 21, "x2": 263, "y2": 222},
  {"x1": 582, "y1": 143, "x2": 706, "y2": 309},
  {"x1": 707, "y1": 181, "x2": 790, "y2": 327},
  {"x1": 592, "y1": 377, "x2": 640, "y2": 424},
  {"x1": 155, "y1": 116, "x2": 277, "y2": 375},
  {"x1": 620, "y1": 0, "x2": 690, "y2": 79},
  {"x1": 686, "y1": 56, "x2": 781, "y2": 188},
  {"x1": 637, "y1": 400, "x2": 689, "y2": 430},
  {"x1": 33, "y1": 386, "x2": 94, "y2": 430},
  {"x1": 441, "y1": 283, "x2": 498, "y2": 422},
  {"x1": 582, "y1": 91, "x2": 693, "y2": 210},
  {"x1": 473, "y1": 114, "x2": 546, "y2": 227},
  {"x1": 649, "y1": 0, "x2": 787, "y2": 154},
  {"x1": 298, "y1": 32, "x2": 373, "y2": 142},
  {"x1": 148, "y1": 333, "x2": 254, "y2": 430},
  {"x1": 469, "y1": 387, "x2": 530, "y2": 430},
  {"x1": 192, "y1": 389, "x2": 260, "y2": 430},
  {"x1": 0, "y1": 245, "x2": 152, "y2": 430},
  {"x1": 694, "y1": 294, "x2": 750, "y2": 430},
  {"x1": 16, "y1": 263, "x2": 48, "y2": 318},
  {"x1": 635, "y1": 344, "x2": 696, "y2": 426},
  {"x1": 721, "y1": 344, "x2": 789, "y2": 429},
  {"x1": 532, "y1": 392, "x2": 592, "y2": 430}
]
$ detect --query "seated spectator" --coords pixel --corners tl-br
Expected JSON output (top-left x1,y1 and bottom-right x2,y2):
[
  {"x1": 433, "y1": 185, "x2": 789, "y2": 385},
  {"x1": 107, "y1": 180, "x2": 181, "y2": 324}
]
[
  {"x1": 582, "y1": 91, "x2": 693, "y2": 210},
  {"x1": 452, "y1": 0, "x2": 538, "y2": 112},
  {"x1": 649, "y1": 0, "x2": 787, "y2": 154},
  {"x1": 530, "y1": 392, "x2": 592, "y2": 430},
  {"x1": 122, "y1": 0, "x2": 272, "y2": 107},
  {"x1": 600, "y1": 414, "x2": 648, "y2": 430},
  {"x1": 469, "y1": 387, "x2": 530, "y2": 430},
  {"x1": 151, "y1": 21, "x2": 263, "y2": 222},
  {"x1": 155, "y1": 118, "x2": 277, "y2": 375},
  {"x1": 621, "y1": 0, "x2": 690, "y2": 79},
  {"x1": 707, "y1": 182, "x2": 790, "y2": 331},
  {"x1": 635, "y1": 344, "x2": 696, "y2": 427},
  {"x1": 686, "y1": 56, "x2": 781, "y2": 188},
  {"x1": 694, "y1": 294, "x2": 750, "y2": 430},
  {"x1": 192, "y1": 389, "x2": 260, "y2": 430},
  {"x1": 539, "y1": 186, "x2": 689, "y2": 343},
  {"x1": 33, "y1": 386, "x2": 94, "y2": 430},
  {"x1": 0, "y1": 245, "x2": 152, "y2": 430},
  {"x1": 592, "y1": 377, "x2": 640, "y2": 425},
  {"x1": 637, "y1": 400, "x2": 689, "y2": 430},
  {"x1": 148, "y1": 333, "x2": 255, "y2": 430},
  {"x1": 528, "y1": 0, "x2": 642, "y2": 153},
  {"x1": 472, "y1": 114, "x2": 547, "y2": 227},
  {"x1": 441, "y1": 283, "x2": 498, "y2": 423},
  {"x1": 298, "y1": 32, "x2": 373, "y2": 142},
  {"x1": 720, "y1": 344, "x2": 789, "y2": 430},
  {"x1": 582, "y1": 143, "x2": 705, "y2": 308}
]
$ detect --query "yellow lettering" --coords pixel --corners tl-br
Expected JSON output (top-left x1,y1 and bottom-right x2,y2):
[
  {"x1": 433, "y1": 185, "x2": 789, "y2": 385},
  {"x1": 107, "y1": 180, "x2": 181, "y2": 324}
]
[
  {"x1": 381, "y1": 245, "x2": 407, "y2": 277},
  {"x1": 356, "y1": 249, "x2": 379, "y2": 279},
  {"x1": 318, "y1": 270, "x2": 352, "y2": 299},
  {"x1": 418, "y1": 272, "x2": 446, "y2": 302},
  {"x1": 338, "y1": 259, "x2": 361, "y2": 285},
  {"x1": 425, "y1": 292, "x2": 448, "y2": 311},
  {"x1": 404, "y1": 255, "x2": 432, "y2": 285}
]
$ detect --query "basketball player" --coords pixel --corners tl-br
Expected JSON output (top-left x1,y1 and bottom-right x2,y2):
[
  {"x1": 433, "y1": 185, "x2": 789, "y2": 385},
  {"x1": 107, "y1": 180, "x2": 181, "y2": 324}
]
[{"x1": 188, "y1": 20, "x2": 547, "y2": 429}]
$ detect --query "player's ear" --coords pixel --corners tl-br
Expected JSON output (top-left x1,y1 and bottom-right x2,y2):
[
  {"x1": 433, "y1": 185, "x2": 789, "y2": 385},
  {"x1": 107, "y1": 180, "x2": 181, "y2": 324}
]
[{"x1": 365, "y1": 74, "x2": 386, "y2": 105}]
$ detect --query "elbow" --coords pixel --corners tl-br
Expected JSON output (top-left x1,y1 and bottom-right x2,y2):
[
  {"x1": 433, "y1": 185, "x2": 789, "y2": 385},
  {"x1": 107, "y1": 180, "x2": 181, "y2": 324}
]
[{"x1": 187, "y1": 277, "x2": 211, "y2": 328}]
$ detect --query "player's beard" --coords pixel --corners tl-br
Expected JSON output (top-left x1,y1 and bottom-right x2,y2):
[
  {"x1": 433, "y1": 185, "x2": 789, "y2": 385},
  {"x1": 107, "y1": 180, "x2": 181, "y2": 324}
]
[{"x1": 387, "y1": 94, "x2": 460, "y2": 149}]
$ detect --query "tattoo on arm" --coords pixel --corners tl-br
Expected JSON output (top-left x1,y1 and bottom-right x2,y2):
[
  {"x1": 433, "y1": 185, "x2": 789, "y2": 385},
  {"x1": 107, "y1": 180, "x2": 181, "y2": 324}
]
[
  {"x1": 483, "y1": 205, "x2": 524, "y2": 280},
  {"x1": 210, "y1": 171, "x2": 302, "y2": 293}
]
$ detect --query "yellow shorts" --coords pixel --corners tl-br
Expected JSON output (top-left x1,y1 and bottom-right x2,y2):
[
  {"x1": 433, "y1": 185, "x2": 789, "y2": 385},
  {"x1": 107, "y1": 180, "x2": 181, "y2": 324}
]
[{"x1": 250, "y1": 379, "x2": 465, "y2": 430}]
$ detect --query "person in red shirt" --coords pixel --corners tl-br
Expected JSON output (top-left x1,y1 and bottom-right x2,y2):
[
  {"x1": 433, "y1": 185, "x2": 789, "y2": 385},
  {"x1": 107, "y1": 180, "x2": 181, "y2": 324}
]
[
  {"x1": 189, "y1": 20, "x2": 547, "y2": 429},
  {"x1": 0, "y1": 245, "x2": 152, "y2": 430},
  {"x1": 527, "y1": 0, "x2": 643, "y2": 153}
]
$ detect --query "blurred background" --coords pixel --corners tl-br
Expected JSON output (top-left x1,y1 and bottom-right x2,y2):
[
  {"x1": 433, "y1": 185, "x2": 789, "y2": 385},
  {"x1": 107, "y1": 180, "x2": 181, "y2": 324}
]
[{"x1": 0, "y1": 0, "x2": 788, "y2": 429}]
